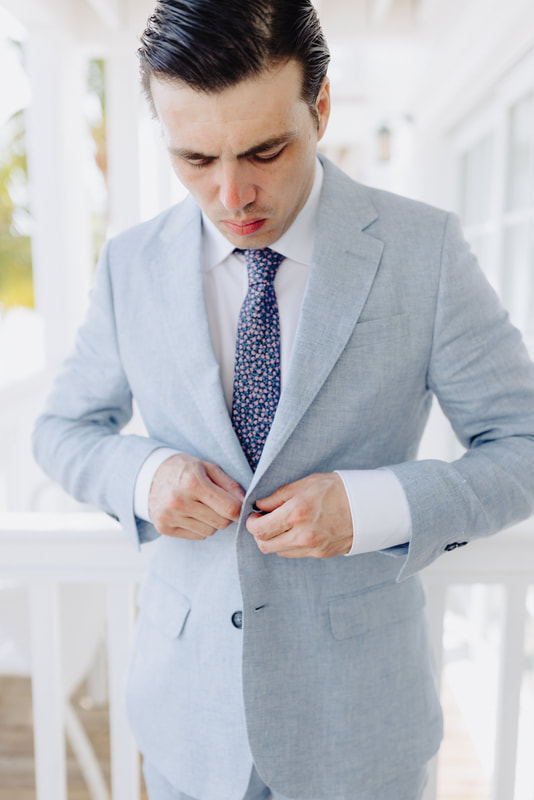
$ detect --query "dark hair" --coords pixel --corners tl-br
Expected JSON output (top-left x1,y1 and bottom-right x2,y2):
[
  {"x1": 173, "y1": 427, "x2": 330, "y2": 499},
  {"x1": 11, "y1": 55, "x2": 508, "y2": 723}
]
[{"x1": 138, "y1": 0, "x2": 330, "y2": 117}]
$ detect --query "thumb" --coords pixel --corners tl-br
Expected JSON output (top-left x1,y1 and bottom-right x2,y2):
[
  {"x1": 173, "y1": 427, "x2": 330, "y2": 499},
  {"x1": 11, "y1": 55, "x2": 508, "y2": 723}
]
[{"x1": 205, "y1": 462, "x2": 245, "y2": 504}]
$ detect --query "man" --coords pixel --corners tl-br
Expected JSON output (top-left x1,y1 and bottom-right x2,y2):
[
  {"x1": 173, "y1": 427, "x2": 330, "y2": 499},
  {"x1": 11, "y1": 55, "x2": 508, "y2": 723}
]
[{"x1": 32, "y1": 1, "x2": 534, "y2": 799}]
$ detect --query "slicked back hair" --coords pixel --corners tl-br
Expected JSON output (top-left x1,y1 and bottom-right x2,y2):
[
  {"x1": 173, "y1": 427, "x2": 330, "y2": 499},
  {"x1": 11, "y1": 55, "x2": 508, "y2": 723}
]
[{"x1": 138, "y1": 0, "x2": 330, "y2": 120}]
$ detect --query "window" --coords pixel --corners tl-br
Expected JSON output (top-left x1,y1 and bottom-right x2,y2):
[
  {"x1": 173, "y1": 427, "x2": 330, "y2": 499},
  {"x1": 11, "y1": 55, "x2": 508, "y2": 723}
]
[
  {"x1": 453, "y1": 51, "x2": 534, "y2": 351},
  {"x1": 502, "y1": 92, "x2": 534, "y2": 336}
]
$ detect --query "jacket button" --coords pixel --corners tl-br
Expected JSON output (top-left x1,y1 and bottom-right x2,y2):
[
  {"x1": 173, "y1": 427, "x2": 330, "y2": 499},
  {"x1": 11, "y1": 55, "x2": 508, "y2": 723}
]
[
  {"x1": 231, "y1": 611, "x2": 243, "y2": 629},
  {"x1": 444, "y1": 541, "x2": 468, "y2": 552}
]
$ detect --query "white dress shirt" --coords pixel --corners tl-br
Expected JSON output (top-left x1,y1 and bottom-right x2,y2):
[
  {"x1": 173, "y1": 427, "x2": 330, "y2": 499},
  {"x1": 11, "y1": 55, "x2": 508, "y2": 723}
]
[{"x1": 134, "y1": 160, "x2": 411, "y2": 555}]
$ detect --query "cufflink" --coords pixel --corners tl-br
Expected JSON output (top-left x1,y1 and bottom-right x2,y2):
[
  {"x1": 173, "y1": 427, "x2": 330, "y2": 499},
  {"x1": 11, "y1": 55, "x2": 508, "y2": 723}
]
[{"x1": 444, "y1": 541, "x2": 468, "y2": 552}]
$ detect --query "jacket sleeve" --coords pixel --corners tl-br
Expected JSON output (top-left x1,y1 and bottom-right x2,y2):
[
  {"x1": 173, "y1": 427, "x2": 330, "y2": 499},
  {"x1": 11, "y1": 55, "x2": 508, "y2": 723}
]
[
  {"x1": 388, "y1": 212, "x2": 534, "y2": 580},
  {"x1": 32, "y1": 240, "x2": 167, "y2": 549}
]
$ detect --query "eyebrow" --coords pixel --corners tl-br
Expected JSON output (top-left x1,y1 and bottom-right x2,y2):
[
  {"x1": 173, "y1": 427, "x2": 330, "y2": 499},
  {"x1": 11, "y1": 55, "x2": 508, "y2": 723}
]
[{"x1": 169, "y1": 132, "x2": 298, "y2": 161}]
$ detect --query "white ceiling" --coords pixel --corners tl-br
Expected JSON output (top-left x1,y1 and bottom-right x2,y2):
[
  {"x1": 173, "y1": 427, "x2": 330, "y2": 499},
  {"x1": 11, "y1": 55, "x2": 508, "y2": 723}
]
[
  {"x1": 0, "y1": 0, "x2": 456, "y2": 46},
  {"x1": 0, "y1": 0, "x2": 462, "y2": 147}
]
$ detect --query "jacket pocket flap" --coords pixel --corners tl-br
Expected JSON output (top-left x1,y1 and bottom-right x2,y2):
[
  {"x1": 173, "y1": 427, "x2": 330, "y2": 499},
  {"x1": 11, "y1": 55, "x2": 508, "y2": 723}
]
[
  {"x1": 345, "y1": 312, "x2": 410, "y2": 350},
  {"x1": 328, "y1": 579, "x2": 425, "y2": 641},
  {"x1": 137, "y1": 573, "x2": 191, "y2": 638}
]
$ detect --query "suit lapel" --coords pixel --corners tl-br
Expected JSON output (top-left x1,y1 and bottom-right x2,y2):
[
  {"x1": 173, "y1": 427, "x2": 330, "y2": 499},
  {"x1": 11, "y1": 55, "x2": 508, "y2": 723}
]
[
  {"x1": 152, "y1": 198, "x2": 252, "y2": 482},
  {"x1": 252, "y1": 160, "x2": 384, "y2": 483},
  {"x1": 150, "y1": 161, "x2": 383, "y2": 489}
]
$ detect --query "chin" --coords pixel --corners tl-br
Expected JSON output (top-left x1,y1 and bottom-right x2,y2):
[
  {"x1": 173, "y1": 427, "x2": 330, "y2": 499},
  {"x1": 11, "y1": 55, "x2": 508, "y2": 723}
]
[{"x1": 224, "y1": 230, "x2": 277, "y2": 250}]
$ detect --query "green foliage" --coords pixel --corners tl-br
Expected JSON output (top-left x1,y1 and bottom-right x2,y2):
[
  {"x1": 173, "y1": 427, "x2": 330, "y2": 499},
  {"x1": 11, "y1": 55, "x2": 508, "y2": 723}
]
[
  {"x1": 88, "y1": 58, "x2": 106, "y2": 113},
  {"x1": 0, "y1": 53, "x2": 108, "y2": 310},
  {"x1": 87, "y1": 59, "x2": 108, "y2": 266},
  {"x1": 0, "y1": 107, "x2": 33, "y2": 310}
]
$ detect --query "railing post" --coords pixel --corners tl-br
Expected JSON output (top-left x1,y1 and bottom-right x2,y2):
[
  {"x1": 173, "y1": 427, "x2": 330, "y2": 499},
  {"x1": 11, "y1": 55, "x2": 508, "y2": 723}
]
[
  {"x1": 28, "y1": 581, "x2": 67, "y2": 800},
  {"x1": 422, "y1": 579, "x2": 448, "y2": 800},
  {"x1": 107, "y1": 581, "x2": 141, "y2": 800},
  {"x1": 492, "y1": 581, "x2": 528, "y2": 800},
  {"x1": 0, "y1": 515, "x2": 531, "y2": 800}
]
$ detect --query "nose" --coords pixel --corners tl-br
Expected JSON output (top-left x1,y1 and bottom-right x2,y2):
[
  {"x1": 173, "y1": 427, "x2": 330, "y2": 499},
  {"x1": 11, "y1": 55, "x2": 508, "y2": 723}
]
[{"x1": 219, "y1": 163, "x2": 256, "y2": 212}]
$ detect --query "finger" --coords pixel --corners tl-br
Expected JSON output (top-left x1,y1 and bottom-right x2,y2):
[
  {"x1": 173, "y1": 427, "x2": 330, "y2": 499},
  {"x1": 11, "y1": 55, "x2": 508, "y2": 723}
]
[
  {"x1": 270, "y1": 536, "x2": 353, "y2": 559},
  {"x1": 246, "y1": 507, "x2": 290, "y2": 540},
  {"x1": 199, "y1": 463, "x2": 245, "y2": 522},
  {"x1": 165, "y1": 499, "x2": 235, "y2": 534},
  {"x1": 205, "y1": 462, "x2": 245, "y2": 505},
  {"x1": 252, "y1": 523, "x2": 308, "y2": 554},
  {"x1": 275, "y1": 549, "x2": 313, "y2": 559},
  {"x1": 254, "y1": 476, "x2": 309, "y2": 512},
  {"x1": 256, "y1": 538, "x2": 313, "y2": 558},
  {"x1": 199, "y1": 464, "x2": 244, "y2": 521},
  {"x1": 157, "y1": 523, "x2": 209, "y2": 540}
]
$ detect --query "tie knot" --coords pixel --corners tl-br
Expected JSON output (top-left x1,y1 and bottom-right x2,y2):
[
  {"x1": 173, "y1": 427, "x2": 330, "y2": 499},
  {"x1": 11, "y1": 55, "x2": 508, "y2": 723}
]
[{"x1": 238, "y1": 247, "x2": 284, "y2": 285}]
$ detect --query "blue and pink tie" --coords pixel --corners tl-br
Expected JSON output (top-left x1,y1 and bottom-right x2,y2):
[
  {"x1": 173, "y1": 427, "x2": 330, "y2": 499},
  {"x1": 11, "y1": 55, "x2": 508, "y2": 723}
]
[{"x1": 231, "y1": 247, "x2": 285, "y2": 470}]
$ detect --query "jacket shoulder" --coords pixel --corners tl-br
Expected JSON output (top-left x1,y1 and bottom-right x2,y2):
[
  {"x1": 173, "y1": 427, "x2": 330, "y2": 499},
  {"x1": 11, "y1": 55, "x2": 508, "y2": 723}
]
[
  {"x1": 320, "y1": 155, "x2": 451, "y2": 234},
  {"x1": 105, "y1": 196, "x2": 199, "y2": 263},
  {"x1": 363, "y1": 183, "x2": 450, "y2": 229}
]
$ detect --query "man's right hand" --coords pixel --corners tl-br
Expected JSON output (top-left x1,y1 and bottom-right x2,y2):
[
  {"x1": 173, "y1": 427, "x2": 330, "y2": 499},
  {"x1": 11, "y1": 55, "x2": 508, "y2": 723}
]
[{"x1": 148, "y1": 454, "x2": 245, "y2": 539}]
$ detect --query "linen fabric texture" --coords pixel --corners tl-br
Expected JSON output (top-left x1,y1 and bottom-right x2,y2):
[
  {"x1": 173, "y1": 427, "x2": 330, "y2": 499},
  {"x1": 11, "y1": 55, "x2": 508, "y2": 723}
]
[
  {"x1": 142, "y1": 759, "x2": 429, "y2": 800},
  {"x1": 33, "y1": 156, "x2": 534, "y2": 800}
]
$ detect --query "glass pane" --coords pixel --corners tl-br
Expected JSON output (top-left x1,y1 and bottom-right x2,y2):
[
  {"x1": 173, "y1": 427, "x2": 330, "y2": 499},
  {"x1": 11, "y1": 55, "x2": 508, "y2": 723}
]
[
  {"x1": 459, "y1": 135, "x2": 494, "y2": 226},
  {"x1": 501, "y1": 221, "x2": 534, "y2": 335},
  {"x1": 506, "y1": 92, "x2": 534, "y2": 212}
]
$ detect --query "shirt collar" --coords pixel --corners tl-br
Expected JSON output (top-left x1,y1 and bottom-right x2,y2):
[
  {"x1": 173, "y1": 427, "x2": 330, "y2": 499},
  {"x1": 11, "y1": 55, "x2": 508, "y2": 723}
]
[{"x1": 202, "y1": 158, "x2": 324, "y2": 271}]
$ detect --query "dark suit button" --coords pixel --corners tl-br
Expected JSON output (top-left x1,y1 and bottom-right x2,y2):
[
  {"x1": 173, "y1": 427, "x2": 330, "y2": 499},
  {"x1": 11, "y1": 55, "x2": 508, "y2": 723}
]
[
  {"x1": 231, "y1": 611, "x2": 243, "y2": 629},
  {"x1": 444, "y1": 541, "x2": 468, "y2": 552}
]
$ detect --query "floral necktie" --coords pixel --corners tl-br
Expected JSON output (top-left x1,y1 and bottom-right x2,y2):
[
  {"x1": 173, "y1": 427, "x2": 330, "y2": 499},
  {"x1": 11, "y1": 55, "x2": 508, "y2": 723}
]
[{"x1": 231, "y1": 247, "x2": 285, "y2": 470}]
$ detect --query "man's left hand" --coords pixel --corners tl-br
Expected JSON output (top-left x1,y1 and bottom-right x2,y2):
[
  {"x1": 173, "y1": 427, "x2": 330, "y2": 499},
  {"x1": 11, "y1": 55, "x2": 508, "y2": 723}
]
[{"x1": 246, "y1": 473, "x2": 353, "y2": 558}]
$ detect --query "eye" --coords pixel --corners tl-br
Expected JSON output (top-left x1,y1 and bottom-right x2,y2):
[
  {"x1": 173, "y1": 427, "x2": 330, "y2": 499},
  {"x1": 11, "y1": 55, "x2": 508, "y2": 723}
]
[
  {"x1": 185, "y1": 157, "x2": 215, "y2": 169},
  {"x1": 253, "y1": 147, "x2": 285, "y2": 163},
  {"x1": 175, "y1": 153, "x2": 215, "y2": 169}
]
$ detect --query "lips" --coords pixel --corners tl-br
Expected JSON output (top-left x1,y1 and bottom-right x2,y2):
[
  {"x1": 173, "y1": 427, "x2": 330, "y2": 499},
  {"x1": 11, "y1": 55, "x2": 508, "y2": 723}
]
[{"x1": 222, "y1": 218, "x2": 267, "y2": 236}]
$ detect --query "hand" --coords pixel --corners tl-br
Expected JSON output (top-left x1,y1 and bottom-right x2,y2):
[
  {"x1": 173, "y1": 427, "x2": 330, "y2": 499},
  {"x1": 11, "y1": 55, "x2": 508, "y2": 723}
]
[
  {"x1": 148, "y1": 454, "x2": 245, "y2": 539},
  {"x1": 246, "y1": 473, "x2": 353, "y2": 558}
]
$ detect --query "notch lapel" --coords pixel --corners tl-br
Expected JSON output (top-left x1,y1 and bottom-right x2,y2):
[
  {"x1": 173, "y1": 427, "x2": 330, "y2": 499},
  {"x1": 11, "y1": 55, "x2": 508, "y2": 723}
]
[
  {"x1": 251, "y1": 162, "x2": 384, "y2": 484},
  {"x1": 152, "y1": 198, "x2": 252, "y2": 483}
]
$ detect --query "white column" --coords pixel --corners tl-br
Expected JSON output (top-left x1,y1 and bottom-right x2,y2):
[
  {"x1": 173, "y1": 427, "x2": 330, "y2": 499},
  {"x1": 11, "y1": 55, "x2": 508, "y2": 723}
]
[
  {"x1": 29, "y1": 581, "x2": 67, "y2": 800},
  {"x1": 492, "y1": 582, "x2": 528, "y2": 800},
  {"x1": 421, "y1": 579, "x2": 447, "y2": 800},
  {"x1": 139, "y1": 103, "x2": 182, "y2": 219},
  {"x1": 107, "y1": 581, "x2": 141, "y2": 800},
  {"x1": 25, "y1": 28, "x2": 93, "y2": 369},
  {"x1": 105, "y1": 34, "x2": 142, "y2": 235}
]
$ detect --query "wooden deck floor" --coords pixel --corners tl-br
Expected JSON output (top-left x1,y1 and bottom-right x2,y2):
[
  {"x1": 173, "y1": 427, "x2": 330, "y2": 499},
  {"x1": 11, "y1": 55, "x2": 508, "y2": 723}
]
[{"x1": 0, "y1": 675, "x2": 490, "y2": 800}]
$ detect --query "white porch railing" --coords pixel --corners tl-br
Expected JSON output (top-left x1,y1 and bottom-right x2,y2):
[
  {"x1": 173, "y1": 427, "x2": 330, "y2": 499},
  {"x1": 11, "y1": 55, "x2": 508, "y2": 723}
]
[
  {"x1": 0, "y1": 512, "x2": 532, "y2": 800},
  {"x1": 0, "y1": 512, "x2": 151, "y2": 800},
  {"x1": 420, "y1": 519, "x2": 534, "y2": 800}
]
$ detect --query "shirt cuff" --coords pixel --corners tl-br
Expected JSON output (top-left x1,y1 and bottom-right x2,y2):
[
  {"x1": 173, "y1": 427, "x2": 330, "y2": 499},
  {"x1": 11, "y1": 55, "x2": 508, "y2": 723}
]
[
  {"x1": 334, "y1": 468, "x2": 412, "y2": 556},
  {"x1": 134, "y1": 447, "x2": 181, "y2": 522}
]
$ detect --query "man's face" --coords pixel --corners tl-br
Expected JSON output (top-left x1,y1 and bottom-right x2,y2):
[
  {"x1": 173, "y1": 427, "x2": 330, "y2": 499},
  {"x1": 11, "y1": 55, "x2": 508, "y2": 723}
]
[{"x1": 151, "y1": 60, "x2": 330, "y2": 249}]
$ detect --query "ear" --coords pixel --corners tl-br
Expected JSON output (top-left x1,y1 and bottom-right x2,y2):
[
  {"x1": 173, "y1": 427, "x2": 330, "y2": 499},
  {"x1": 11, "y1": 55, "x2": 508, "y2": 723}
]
[{"x1": 315, "y1": 77, "x2": 331, "y2": 141}]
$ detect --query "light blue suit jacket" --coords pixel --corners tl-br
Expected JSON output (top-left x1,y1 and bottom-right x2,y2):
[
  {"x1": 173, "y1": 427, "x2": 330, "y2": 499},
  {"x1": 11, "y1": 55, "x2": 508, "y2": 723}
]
[{"x1": 33, "y1": 156, "x2": 534, "y2": 799}]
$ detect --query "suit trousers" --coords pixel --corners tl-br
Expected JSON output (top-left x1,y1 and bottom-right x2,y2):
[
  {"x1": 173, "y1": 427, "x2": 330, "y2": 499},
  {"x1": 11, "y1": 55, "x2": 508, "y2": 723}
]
[{"x1": 142, "y1": 758, "x2": 429, "y2": 800}]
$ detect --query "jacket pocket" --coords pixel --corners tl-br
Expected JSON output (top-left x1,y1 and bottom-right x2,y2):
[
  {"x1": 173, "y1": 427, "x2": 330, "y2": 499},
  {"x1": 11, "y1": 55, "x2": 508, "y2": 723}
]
[
  {"x1": 328, "y1": 578, "x2": 425, "y2": 640},
  {"x1": 344, "y1": 312, "x2": 410, "y2": 350},
  {"x1": 136, "y1": 572, "x2": 191, "y2": 638}
]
